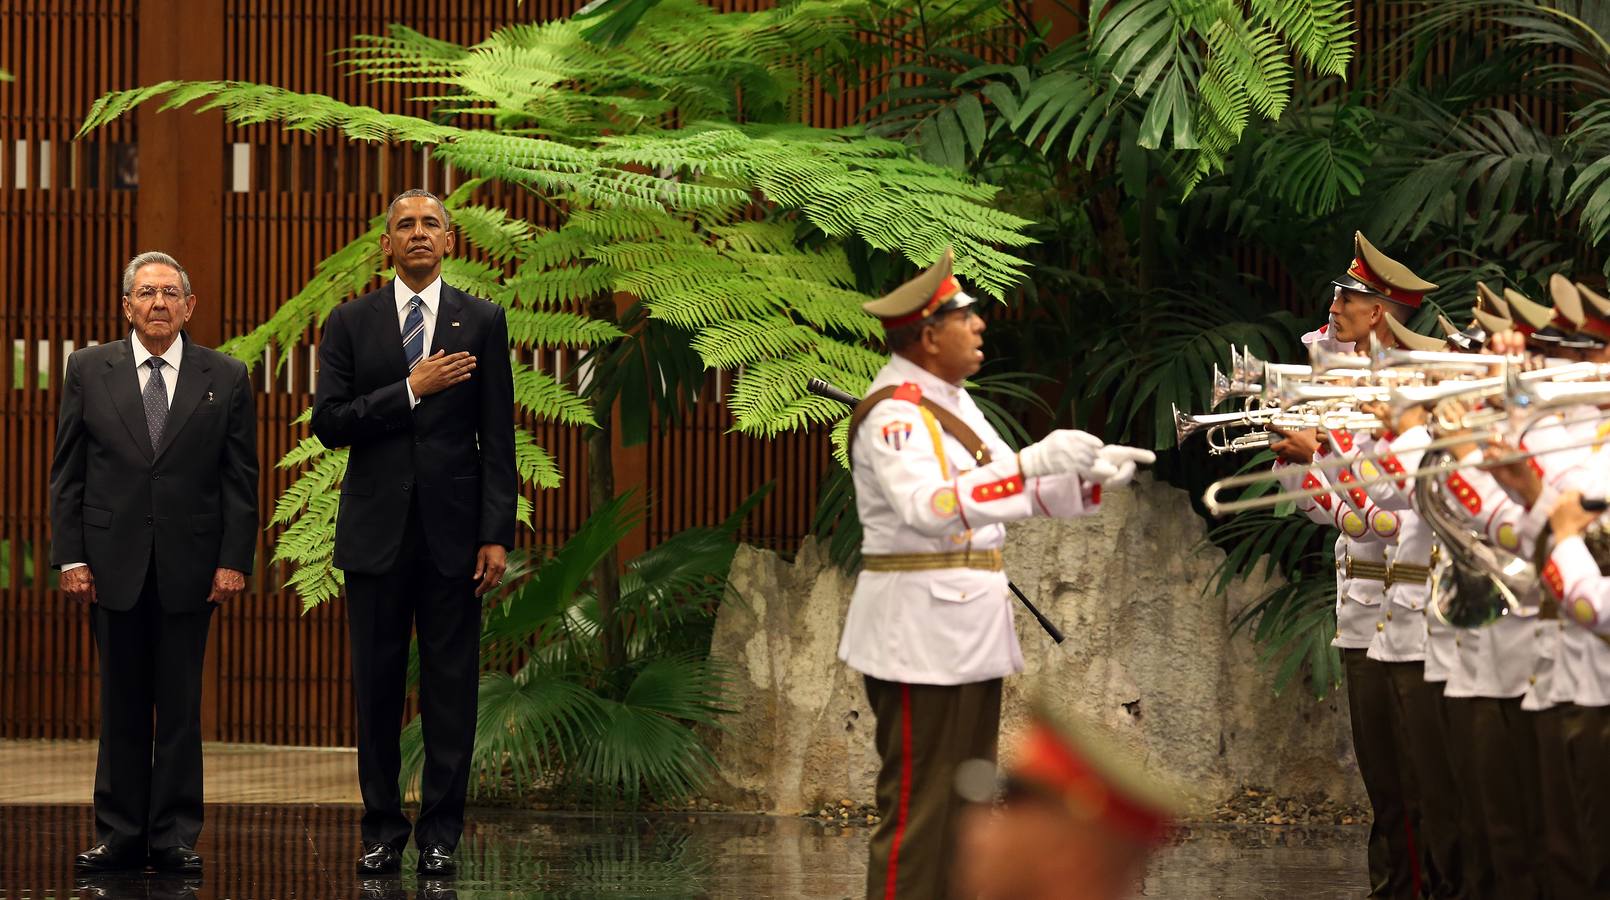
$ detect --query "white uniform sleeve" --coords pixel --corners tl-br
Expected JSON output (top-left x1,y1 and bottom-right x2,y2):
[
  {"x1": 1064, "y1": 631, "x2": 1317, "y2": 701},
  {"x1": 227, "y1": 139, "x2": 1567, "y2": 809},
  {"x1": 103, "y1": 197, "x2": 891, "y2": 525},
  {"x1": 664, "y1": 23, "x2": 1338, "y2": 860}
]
[
  {"x1": 1548, "y1": 536, "x2": 1610, "y2": 635},
  {"x1": 856, "y1": 400, "x2": 1093, "y2": 537},
  {"x1": 1273, "y1": 458, "x2": 1343, "y2": 527}
]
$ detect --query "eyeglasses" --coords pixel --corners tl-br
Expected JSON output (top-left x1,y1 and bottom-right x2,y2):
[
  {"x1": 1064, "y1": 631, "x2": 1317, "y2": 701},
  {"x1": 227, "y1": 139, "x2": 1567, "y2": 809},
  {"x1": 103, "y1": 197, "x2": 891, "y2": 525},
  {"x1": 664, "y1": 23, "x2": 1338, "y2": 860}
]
[{"x1": 130, "y1": 286, "x2": 185, "y2": 301}]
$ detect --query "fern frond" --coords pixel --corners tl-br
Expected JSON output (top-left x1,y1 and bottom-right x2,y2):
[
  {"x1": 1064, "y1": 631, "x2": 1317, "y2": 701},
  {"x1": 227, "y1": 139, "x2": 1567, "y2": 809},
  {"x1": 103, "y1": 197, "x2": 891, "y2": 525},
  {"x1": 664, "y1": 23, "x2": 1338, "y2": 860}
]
[{"x1": 514, "y1": 364, "x2": 597, "y2": 426}]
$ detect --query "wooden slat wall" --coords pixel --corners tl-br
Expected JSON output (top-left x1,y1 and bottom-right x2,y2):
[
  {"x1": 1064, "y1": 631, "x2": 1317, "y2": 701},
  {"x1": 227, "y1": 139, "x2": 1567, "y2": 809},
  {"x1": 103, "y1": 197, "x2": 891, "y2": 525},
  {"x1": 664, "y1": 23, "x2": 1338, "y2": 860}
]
[
  {"x1": 0, "y1": 0, "x2": 840, "y2": 746},
  {"x1": 5, "y1": 1, "x2": 1555, "y2": 746}
]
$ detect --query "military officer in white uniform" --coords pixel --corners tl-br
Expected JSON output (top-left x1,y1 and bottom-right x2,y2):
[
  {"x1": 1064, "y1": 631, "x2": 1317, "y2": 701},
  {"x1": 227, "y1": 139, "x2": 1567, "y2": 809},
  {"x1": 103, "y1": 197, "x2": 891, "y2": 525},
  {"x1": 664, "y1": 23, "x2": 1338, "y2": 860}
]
[{"x1": 840, "y1": 247, "x2": 1153, "y2": 900}]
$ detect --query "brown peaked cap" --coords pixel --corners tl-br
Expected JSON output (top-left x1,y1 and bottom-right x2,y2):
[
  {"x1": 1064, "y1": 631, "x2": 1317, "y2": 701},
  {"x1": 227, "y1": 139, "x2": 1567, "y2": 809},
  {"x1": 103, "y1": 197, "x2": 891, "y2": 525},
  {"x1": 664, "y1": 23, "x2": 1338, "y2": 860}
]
[
  {"x1": 1383, "y1": 313, "x2": 1448, "y2": 351},
  {"x1": 1577, "y1": 281, "x2": 1610, "y2": 319},
  {"x1": 1472, "y1": 308, "x2": 1514, "y2": 335},
  {"x1": 1549, "y1": 274, "x2": 1587, "y2": 329},
  {"x1": 1504, "y1": 287, "x2": 1556, "y2": 331},
  {"x1": 1476, "y1": 282, "x2": 1511, "y2": 319},
  {"x1": 862, "y1": 246, "x2": 959, "y2": 322}
]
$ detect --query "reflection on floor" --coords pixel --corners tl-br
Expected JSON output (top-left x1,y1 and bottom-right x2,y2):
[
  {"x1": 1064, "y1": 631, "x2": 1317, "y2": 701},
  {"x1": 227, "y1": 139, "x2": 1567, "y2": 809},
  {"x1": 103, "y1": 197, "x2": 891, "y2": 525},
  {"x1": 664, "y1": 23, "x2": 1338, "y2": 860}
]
[
  {"x1": 0, "y1": 805, "x2": 1367, "y2": 899},
  {"x1": 0, "y1": 740, "x2": 1368, "y2": 898}
]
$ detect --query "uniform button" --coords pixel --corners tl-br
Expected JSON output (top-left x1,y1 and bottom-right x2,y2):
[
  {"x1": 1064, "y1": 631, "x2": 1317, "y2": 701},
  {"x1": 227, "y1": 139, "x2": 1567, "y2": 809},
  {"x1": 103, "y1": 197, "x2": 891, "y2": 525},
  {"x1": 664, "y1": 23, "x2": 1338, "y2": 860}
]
[
  {"x1": 144, "y1": 515, "x2": 153, "y2": 525},
  {"x1": 152, "y1": 473, "x2": 161, "y2": 480},
  {"x1": 402, "y1": 483, "x2": 411, "y2": 492},
  {"x1": 1456, "y1": 638, "x2": 1462, "y2": 647},
  {"x1": 1386, "y1": 611, "x2": 1393, "y2": 621},
  {"x1": 1529, "y1": 675, "x2": 1538, "y2": 686},
  {"x1": 1376, "y1": 622, "x2": 1385, "y2": 632}
]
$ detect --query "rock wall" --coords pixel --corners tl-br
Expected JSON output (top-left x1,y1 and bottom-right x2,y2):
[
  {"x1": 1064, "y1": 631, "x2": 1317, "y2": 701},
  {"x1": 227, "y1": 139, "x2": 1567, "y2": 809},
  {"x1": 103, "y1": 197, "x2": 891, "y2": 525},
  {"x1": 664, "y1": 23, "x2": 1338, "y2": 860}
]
[{"x1": 704, "y1": 475, "x2": 1366, "y2": 817}]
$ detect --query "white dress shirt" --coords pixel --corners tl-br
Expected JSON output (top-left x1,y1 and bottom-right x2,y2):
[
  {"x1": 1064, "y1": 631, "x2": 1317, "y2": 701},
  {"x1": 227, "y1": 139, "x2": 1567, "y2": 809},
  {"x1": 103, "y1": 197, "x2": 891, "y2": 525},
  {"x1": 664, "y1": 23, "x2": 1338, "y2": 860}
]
[
  {"x1": 62, "y1": 334, "x2": 185, "y2": 573},
  {"x1": 396, "y1": 275, "x2": 442, "y2": 408},
  {"x1": 130, "y1": 331, "x2": 185, "y2": 407}
]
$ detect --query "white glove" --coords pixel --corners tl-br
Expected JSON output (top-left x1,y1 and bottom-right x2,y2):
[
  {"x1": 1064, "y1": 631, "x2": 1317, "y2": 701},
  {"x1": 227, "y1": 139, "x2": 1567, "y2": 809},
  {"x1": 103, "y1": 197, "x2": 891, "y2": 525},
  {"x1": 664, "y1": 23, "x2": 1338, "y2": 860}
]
[
  {"x1": 1095, "y1": 444, "x2": 1156, "y2": 489},
  {"x1": 1019, "y1": 429, "x2": 1112, "y2": 480}
]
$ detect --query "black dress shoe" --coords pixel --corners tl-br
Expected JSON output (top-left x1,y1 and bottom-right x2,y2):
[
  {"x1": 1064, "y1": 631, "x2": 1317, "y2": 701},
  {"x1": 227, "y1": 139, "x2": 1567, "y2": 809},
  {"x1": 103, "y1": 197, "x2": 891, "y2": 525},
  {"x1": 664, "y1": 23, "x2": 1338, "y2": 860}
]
[
  {"x1": 149, "y1": 845, "x2": 203, "y2": 875},
  {"x1": 356, "y1": 842, "x2": 402, "y2": 876},
  {"x1": 74, "y1": 843, "x2": 144, "y2": 873},
  {"x1": 417, "y1": 844, "x2": 457, "y2": 878}
]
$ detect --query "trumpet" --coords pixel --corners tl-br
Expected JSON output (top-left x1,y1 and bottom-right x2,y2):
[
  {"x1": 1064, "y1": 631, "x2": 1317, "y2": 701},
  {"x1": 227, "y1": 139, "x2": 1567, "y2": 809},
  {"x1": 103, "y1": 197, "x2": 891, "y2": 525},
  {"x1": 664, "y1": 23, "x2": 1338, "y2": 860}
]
[
  {"x1": 1174, "y1": 403, "x2": 1384, "y2": 455},
  {"x1": 1310, "y1": 334, "x2": 1521, "y2": 373},
  {"x1": 1201, "y1": 393, "x2": 1610, "y2": 515}
]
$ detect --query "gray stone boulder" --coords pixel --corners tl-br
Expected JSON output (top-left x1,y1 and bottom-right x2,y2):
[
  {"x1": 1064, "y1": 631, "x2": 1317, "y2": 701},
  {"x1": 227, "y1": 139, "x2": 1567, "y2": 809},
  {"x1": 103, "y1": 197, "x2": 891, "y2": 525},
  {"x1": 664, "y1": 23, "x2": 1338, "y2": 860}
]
[{"x1": 704, "y1": 475, "x2": 1363, "y2": 816}]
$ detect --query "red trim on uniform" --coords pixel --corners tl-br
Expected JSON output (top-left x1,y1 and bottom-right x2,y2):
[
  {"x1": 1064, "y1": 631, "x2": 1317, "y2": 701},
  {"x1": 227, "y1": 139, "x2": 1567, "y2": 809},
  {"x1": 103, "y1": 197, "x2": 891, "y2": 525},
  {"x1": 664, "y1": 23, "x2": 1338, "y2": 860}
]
[
  {"x1": 1404, "y1": 816, "x2": 1422, "y2": 897},
  {"x1": 1543, "y1": 560, "x2": 1566, "y2": 600},
  {"x1": 1033, "y1": 479, "x2": 1053, "y2": 516},
  {"x1": 881, "y1": 276, "x2": 964, "y2": 329},
  {"x1": 1349, "y1": 256, "x2": 1426, "y2": 308},
  {"x1": 891, "y1": 382, "x2": 923, "y2": 404},
  {"x1": 1448, "y1": 473, "x2": 1481, "y2": 515},
  {"x1": 971, "y1": 474, "x2": 1024, "y2": 503},
  {"x1": 1089, "y1": 483, "x2": 1101, "y2": 506},
  {"x1": 1330, "y1": 429, "x2": 1355, "y2": 453},
  {"x1": 885, "y1": 683, "x2": 915, "y2": 900},
  {"x1": 1302, "y1": 474, "x2": 1333, "y2": 511}
]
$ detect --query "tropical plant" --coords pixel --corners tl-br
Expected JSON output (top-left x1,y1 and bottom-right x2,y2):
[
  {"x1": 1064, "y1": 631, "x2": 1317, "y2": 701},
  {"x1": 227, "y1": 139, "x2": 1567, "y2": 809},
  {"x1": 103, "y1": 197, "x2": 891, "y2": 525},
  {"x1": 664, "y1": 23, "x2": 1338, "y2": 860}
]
[
  {"x1": 74, "y1": 0, "x2": 1041, "y2": 665},
  {"x1": 399, "y1": 487, "x2": 766, "y2": 805}
]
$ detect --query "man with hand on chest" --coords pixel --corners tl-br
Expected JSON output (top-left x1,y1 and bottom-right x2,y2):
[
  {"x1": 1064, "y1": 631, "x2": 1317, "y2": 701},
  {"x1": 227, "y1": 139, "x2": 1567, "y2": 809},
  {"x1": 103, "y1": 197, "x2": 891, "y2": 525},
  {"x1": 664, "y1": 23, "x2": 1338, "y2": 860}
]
[
  {"x1": 312, "y1": 189, "x2": 517, "y2": 879},
  {"x1": 50, "y1": 251, "x2": 259, "y2": 875}
]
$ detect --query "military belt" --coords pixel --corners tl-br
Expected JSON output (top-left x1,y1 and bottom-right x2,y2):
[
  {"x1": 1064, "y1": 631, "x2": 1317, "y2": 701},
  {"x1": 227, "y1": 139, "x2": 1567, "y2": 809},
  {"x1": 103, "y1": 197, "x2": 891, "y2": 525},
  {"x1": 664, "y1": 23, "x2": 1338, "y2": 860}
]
[
  {"x1": 1386, "y1": 562, "x2": 1433, "y2": 587},
  {"x1": 1339, "y1": 555, "x2": 1389, "y2": 583},
  {"x1": 862, "y1": 549, "x2": 1005, "y2": 572}
]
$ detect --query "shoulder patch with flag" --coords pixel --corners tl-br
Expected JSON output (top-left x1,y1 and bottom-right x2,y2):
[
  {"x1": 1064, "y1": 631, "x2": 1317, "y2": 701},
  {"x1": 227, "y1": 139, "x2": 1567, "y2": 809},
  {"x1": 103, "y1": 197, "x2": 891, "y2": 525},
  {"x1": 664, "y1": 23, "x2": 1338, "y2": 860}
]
[{"x1": 881, "y1": 420, "x2": 914, "y2": 450}]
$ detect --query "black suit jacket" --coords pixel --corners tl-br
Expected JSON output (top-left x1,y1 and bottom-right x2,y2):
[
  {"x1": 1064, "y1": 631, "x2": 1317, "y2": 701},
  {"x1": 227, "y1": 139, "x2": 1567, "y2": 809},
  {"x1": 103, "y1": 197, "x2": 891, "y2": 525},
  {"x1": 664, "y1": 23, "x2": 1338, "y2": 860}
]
[
  {"x1": 48, "y1": 335, "x2": 260, "y2": 612},
  {"x1": 311, "y1": 281, "x2": 517, "y2": 578}
]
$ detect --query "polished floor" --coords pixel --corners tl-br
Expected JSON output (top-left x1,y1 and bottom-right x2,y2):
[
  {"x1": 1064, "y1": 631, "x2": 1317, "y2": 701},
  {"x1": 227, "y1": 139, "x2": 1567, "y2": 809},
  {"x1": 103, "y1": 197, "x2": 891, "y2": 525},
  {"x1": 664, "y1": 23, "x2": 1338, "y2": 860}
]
[{"x1": 0, "y1": 742, "x2": 1369, "y2": 899}]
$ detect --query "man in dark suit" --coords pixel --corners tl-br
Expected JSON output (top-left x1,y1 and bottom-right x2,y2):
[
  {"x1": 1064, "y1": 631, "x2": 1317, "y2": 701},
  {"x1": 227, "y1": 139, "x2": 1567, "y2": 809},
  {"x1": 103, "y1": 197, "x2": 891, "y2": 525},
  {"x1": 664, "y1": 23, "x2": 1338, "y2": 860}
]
[
  {"x1": 313, "y1": 189, "x2": 516, "y2": 879},
  {"x1": 49, "y1": 251, "x2": 259, "y2": 875}
]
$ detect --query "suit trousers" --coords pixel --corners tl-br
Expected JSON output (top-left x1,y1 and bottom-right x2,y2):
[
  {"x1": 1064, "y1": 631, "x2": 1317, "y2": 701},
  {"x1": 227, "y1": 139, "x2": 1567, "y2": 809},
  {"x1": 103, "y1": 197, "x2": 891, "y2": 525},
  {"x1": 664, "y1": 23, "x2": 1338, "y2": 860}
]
[
  {"x1": 344, "y1": 499, "x2": 481, "y2": 852},
  {"x1": 1383, "y1": 662, "x2": 1464, "y2": 899},
  {"x1": 91, "y1": 561, "x2": 214, "y2": 853},
  {"x1": 1561, "y1": 704, "x2": 1610, "y2": 897},
  {"x1": 1343, "y1": 649, "x2": 1418, "y2": 900},
  {"x1": 1442, "y1": 696, "x2": 1497, "y2": 898},
  {"x1": 1465, "y1": 697, "x2": 1546, "y2": 900},
  {"x1": 863, "y1": 675, "x2": 1001, "y2": 900}
]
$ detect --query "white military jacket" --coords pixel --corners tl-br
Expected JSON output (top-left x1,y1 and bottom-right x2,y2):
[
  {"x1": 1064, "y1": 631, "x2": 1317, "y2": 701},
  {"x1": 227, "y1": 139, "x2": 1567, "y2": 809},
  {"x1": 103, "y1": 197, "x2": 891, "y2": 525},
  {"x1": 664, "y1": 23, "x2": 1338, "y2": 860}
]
[{"x1": 838, "y1": 356, "x2": 1099, "y2": 685}]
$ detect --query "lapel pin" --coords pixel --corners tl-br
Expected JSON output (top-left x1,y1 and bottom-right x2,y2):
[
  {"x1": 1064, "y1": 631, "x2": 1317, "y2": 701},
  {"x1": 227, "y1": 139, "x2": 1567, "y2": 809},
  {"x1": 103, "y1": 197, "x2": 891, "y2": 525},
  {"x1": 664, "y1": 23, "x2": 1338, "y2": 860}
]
[
  {"x1": 450, "y1": 321, "x2": 461, "y2": 327},
  {"x1": 206, "y1": 391, "x2": 214, "y2": 403}
]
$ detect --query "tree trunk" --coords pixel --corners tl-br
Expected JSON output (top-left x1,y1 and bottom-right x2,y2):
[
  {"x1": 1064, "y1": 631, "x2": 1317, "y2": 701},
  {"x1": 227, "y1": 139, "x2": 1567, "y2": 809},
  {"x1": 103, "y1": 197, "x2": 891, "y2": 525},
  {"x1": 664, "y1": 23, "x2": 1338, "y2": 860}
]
[{"x1": 588, "y1": 295, "x2": 628, "y2": 675}]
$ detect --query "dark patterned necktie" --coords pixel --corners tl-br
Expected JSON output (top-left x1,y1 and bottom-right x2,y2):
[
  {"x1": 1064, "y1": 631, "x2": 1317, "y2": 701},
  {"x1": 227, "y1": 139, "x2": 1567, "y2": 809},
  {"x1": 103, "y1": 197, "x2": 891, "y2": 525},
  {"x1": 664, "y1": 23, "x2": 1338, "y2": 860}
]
[
  {"x1": 403, "y1": 296, "x2": 425, "y2": 370},
  {"x1": 143, "y1": 357, "x2": 168, "y2": 450}
]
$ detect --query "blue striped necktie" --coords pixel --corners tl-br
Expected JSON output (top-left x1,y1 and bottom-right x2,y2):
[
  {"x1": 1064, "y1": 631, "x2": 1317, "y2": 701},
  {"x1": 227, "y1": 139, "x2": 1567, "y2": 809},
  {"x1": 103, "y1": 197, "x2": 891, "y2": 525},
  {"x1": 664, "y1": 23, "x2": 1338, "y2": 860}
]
[{"x1": 402, "y1": 296, "x2": 425, "y2": 370}]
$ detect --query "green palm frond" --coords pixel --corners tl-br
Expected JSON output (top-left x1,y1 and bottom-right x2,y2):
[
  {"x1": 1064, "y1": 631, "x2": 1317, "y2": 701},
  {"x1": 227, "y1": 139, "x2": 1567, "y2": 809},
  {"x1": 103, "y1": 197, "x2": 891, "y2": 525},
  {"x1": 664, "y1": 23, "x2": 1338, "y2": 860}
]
[
  {"x1": 1250, "y1": 84, "x2": 1374, "y2": 217},
  {"x1": 1372, "y1": 101, "x2": 1571, "y2": 249},
  {"x1": 572, "y1": 654, "x2": 733, "y2": 803}
]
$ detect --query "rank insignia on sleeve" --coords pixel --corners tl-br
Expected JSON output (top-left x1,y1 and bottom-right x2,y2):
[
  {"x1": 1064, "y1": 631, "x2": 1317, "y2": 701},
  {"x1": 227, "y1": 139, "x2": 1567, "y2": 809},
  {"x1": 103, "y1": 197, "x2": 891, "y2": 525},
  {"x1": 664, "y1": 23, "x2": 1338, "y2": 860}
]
[
  {"x1": 971, "y1": 475, "x2": 1024, "y2": 503},
  {"x1": 931, "y1": 486, "x2": 960, "y2": 517},
  {"x1": 1302, "y1": 474, "x2": 1332, "y2": 511},
  {"x1": 881, "y1": 421, "x2": 913, "y2": 450},
  {"x1": 1330, "y1": 429, "x2": 1354, "y2": 453},
  {"x1": 1543, "y1": 560, "x2": 1566, "y2": 599},
  {"x1": 1447, "y1": 474, "x2": 1481, "y2": 514}
]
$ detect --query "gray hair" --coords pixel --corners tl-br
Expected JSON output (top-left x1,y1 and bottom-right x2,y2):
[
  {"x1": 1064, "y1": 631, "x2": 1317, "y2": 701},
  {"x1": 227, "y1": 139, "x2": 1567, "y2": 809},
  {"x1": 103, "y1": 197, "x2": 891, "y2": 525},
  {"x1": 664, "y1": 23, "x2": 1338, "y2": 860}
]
[
  {"x1": 121, "y1": 251, "x2": 192, "y2": 296},
  {"x1": 386, "y1": 188, "x2": 451, "y2": 230}
]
